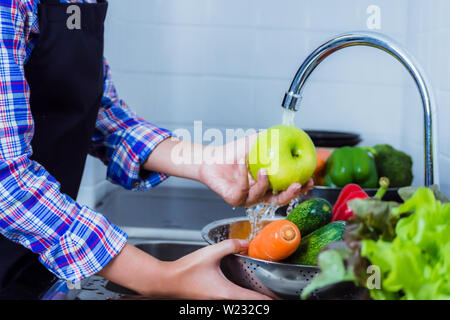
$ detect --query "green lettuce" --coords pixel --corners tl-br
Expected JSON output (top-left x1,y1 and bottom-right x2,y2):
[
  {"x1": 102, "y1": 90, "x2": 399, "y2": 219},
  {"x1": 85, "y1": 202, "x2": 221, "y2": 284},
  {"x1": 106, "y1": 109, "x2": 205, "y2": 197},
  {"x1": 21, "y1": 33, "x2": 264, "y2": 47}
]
[
  {"x1": 361, "y1": 188, "x2": 450, "y2": 299},
  {"x1": 302, "y1": 187, "x2": 450, "y2": 300},
  {"x1": 300, "y1": 243, "x2": 355, "y2": 299},
  {"x1": 346, "y1": 198, "x2": 402, "y2": 242},
  {"x1": 398, "y1": 185, "x2": 450, "y2": 203}
]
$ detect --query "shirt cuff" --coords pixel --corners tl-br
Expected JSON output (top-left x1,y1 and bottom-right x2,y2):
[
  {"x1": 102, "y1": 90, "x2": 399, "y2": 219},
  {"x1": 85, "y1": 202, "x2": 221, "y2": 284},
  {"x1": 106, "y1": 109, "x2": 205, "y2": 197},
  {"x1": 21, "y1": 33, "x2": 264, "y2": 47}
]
[
  {"x1": 106, "y1": 121, "x2": 173, "y2": 191},
  {"x1": 39, "y1": 207, "x2": 128, "y2": 283}
]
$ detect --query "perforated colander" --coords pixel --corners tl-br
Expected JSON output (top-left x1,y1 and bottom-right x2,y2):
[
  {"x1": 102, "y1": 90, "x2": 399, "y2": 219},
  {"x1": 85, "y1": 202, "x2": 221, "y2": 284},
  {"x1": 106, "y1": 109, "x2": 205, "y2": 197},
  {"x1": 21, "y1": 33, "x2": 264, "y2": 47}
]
[{"x1": 201, "y1": 217, "x2": 320, "y2": 299}]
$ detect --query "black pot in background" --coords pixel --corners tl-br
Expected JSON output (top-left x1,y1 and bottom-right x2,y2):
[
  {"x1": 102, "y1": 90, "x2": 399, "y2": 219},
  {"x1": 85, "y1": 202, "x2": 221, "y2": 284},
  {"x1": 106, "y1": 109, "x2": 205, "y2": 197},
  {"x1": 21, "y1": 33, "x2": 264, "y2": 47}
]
[{"x1": 305, "y1": 130, "x2": 361, "y2": 148}]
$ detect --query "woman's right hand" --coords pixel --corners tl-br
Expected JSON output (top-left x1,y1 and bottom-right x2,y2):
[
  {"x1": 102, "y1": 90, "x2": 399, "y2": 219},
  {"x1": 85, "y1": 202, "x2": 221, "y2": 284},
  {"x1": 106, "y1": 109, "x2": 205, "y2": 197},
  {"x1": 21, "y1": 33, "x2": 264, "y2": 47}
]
[
  {"x1": 98, "y1": 240, "x2": 271, "y2": 300},
  {"x1": 160, "y1": 239, "x2": 272, "y2": 300}
]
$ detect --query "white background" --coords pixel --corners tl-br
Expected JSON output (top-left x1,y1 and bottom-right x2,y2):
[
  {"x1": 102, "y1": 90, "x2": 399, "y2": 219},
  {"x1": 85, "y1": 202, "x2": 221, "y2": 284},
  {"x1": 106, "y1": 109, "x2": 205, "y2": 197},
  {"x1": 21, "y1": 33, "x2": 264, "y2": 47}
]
[{"x1": 77, "y1": 0, "x2": 450, "y2": 207}]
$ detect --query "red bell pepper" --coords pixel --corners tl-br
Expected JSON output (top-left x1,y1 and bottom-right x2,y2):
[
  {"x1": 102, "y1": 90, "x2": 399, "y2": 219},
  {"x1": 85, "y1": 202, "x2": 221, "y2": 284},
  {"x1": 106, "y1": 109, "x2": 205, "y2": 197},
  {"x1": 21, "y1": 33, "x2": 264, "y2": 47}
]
[
  {"x1": 332, "y1": 184, "x2": 369, "y2": 221},
  {"x1": 332, "y1": 178, "x2": 390, "y2": 222},
  {"x1": 332, "y1": 184, "x2": 362, "y2": 216}
]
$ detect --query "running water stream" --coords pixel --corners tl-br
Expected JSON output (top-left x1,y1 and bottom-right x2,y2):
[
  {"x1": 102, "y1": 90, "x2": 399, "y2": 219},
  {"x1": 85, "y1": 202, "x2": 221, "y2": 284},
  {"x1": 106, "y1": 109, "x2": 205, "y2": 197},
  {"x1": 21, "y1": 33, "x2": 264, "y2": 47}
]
[
  {"x1": 245, "y1": 204, "x2": 278, "y2": 241},
  {"x1": 245, "y1": 109, "x2": 299, "y2": 240},
  {"x1": 281, "y1": 108, "x2": 296, "y2": 127}
]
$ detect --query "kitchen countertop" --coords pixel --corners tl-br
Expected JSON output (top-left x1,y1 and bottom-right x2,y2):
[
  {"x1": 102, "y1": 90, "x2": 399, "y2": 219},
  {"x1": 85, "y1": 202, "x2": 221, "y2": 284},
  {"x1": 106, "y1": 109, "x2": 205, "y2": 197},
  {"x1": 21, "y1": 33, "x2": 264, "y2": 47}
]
[{"x1": 42, "y1": 276, "x2": 119, "y2": 300}]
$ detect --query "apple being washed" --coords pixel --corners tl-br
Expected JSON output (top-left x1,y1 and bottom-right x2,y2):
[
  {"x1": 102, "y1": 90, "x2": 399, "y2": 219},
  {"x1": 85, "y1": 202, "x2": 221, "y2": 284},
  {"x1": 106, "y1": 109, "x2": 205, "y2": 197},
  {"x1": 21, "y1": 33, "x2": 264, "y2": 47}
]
[{"x1": 248, "y1": 125, "x2": 317, "y2": 193}]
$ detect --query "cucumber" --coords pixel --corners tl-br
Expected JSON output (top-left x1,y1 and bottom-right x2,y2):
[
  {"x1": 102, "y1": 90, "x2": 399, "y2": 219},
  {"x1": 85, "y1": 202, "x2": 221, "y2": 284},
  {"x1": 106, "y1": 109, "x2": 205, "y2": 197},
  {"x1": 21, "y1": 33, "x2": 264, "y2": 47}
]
[
  {"x1": 287, "y1": 221, "x2": 346, "y2": 266},
  {"x1": 286, "y1": 198, "x2": 332, "y2": 236}
]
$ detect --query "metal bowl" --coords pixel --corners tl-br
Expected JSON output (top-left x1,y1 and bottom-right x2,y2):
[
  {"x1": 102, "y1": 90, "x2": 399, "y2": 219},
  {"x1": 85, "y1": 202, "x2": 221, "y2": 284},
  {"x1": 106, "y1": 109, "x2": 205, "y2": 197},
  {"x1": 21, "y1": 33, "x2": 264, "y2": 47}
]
[
  {"x1": 307, "y1": 186, "x2": 401, "y2": 204},
  {"x1": 201, "y1": 217, "x2": 320, "y2": 299},
  {"x1": 202, "y1": 217, "x2": 368, "y2": 300}
]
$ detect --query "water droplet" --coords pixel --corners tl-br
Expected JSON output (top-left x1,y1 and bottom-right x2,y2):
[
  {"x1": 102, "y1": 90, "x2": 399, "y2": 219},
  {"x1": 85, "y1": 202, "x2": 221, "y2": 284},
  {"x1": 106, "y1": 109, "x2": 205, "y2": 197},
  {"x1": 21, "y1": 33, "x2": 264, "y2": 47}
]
[
  {"x1": 246, "y1": 203, "x2": 279, "y2": 241},
  {"x1": 286, "y1": 197, "x2": 301, "y2": 215}
]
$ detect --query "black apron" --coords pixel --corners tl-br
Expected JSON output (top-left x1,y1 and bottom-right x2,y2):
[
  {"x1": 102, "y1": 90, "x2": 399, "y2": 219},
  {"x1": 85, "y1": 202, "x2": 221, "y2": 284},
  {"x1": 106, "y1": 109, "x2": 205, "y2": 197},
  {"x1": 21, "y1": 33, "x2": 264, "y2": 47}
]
[{"x1": 0, "y1": 0, "x2": 108, "y2": 299}]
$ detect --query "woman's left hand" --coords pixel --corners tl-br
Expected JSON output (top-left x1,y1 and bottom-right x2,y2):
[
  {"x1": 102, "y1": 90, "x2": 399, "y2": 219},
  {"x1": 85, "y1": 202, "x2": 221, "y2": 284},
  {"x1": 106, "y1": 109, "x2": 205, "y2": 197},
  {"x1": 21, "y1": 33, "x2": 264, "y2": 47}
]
[
  {"x1": 144, "y1": 134, "x2": 314, "y2": 207},
  {"x1": 198, "y1": 134, "x2": 314, "y2": 207}
]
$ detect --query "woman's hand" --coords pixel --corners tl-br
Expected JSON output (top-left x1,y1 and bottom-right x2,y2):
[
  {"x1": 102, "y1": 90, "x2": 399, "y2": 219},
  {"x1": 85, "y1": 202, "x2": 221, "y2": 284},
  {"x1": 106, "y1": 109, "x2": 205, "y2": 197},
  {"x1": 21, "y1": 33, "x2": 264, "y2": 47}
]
[
  {"x1": 161, "y1": 239, "x2": 272, "y2": 300},
  {"x1": 199, "y1": 134, "x2": 313, "y2": 207},
  {"x1": 144, "y1": 134, "x2": 313, "y2": 207},
  {"x1": 199, "y1": 162, "x2": 313, "y2": 207},
  {"x1": 98, "y1": 241, "x2": 272, "y2": 300}
]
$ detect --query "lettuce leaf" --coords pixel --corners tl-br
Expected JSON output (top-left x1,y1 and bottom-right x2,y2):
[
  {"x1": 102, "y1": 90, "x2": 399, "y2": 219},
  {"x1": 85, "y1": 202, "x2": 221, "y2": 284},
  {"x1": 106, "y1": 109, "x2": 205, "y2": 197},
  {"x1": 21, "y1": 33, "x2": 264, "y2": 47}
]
[
  {"x1": 361, "y1": 188, "x2": 450, "y2": 300},
  {"x1": 302, "y1": 187, "x2": 450, "y2": 300},
  {"x1": 346, "y1": 198, "x2": 402, "y2": 242},
  {"x1": 300, "y1": 245, "x2": 356, "y2": 299},
  {"x1": 398, "y1": 185, "x2": 450, "y2": 203}
]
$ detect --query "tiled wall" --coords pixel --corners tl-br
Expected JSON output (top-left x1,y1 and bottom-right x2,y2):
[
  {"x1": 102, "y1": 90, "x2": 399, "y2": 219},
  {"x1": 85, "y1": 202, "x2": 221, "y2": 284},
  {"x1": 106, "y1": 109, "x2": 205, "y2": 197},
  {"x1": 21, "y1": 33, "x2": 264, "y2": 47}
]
[{"x1": 77, "y1": 0, "x2": 449, "y2": 206}]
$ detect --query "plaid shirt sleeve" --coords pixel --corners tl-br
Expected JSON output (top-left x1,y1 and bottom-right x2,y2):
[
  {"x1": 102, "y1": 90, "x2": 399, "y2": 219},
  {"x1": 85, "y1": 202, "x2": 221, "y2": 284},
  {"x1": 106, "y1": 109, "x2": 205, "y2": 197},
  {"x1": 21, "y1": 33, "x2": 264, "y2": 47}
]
[
  {"x1": 0, "y1": 0, "x2": 127, "y2": 283},
  {"x1": 89, "y1": 60, "x2": 173, "y2": 191}
]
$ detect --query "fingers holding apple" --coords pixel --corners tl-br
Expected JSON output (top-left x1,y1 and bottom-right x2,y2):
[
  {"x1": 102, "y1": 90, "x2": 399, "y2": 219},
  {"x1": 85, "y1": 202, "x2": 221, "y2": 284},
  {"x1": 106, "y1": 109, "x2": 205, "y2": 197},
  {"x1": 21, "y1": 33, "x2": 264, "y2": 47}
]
[
  {"x1": 245, "y1": 172, "x2": 314, "y2": 207},
  {"x1": 245, "y1": 168, "x2": 270, "y2": 206},
  {"x1": 247, "y1": 124, "x2": 317, "y2": 194},
  {"x1": 263, "y1": 178, "x2": 314, "y2": 206}
]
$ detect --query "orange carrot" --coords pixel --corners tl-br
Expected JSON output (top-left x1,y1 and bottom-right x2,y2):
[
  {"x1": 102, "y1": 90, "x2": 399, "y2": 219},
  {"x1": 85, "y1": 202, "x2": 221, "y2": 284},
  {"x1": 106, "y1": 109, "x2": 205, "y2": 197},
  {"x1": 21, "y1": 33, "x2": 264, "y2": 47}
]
[
  {"x1": 314, "y1": 149, "x2": 332, "y2": 175},
  {"x1": 248, "y1": 220, "x2": 301, "y2": 262},
  {"x1": 313, "y1": 149, "x2": 333, "y2": 186}
]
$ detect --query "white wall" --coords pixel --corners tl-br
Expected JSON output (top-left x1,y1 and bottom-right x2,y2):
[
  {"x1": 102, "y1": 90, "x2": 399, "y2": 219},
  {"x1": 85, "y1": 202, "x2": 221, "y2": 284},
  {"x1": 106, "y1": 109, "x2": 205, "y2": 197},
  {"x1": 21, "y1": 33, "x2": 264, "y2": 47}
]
[
  {"x1": 77, "y1": 0, "x2": 449, "y2": 206},
  {"x1": 402, "y1": 0, "x2": 450, "y2": 196}
]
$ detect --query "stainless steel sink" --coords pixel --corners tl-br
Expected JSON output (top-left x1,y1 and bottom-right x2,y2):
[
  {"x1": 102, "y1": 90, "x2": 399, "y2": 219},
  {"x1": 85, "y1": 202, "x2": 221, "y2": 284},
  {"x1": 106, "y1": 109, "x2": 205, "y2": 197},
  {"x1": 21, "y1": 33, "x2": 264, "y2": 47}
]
[
  {"x1": 96, "y1": 186, "x2": 246, "y2": 231},
  {"x1": 104, "y1": 241, "x2": 206, "y2": 296}
]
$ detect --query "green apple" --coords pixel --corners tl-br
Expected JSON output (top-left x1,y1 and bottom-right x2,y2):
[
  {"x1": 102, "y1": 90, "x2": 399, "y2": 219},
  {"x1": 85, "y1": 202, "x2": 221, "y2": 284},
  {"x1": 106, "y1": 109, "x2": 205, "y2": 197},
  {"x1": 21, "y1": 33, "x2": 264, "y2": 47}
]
[{"x1": 248, "y1": 124, "x2": 317, "y2": 193}]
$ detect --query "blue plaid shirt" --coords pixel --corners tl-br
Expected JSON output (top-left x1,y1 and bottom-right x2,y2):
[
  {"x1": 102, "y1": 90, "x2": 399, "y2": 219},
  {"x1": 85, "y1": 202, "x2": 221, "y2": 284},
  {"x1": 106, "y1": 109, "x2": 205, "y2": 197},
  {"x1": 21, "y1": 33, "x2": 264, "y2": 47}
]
[{"x1": 0, "y1": 0, "x2": 172, "y2": 282}]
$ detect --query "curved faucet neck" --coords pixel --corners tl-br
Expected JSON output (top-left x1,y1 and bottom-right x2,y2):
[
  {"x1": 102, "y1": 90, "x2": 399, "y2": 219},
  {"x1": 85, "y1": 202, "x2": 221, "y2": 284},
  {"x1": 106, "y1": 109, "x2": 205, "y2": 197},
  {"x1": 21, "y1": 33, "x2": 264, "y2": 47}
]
[{"x1": 282, "y1": 31, "x2": 436, "y2": 186}]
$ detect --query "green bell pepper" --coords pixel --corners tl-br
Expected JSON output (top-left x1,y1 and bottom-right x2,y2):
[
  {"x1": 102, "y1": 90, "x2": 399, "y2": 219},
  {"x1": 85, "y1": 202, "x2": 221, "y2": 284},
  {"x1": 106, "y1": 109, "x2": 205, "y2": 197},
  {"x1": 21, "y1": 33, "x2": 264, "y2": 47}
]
[{"x1": 325, "y1": 146, "x2": 378, "y2": 188}]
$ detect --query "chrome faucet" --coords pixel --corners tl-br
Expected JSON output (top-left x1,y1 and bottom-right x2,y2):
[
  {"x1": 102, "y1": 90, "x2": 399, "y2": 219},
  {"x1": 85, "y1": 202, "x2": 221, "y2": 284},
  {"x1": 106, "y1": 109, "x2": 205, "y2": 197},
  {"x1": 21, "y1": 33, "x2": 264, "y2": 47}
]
[{"x1": 282, "y1": 31, "x2": 438, "y2": 186}]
